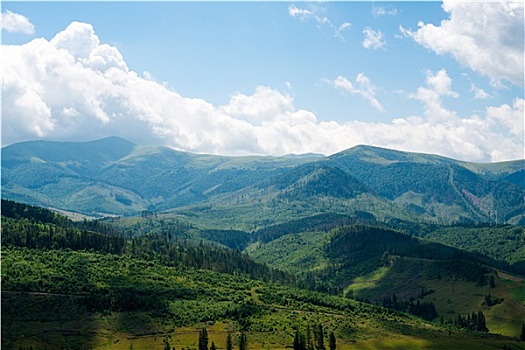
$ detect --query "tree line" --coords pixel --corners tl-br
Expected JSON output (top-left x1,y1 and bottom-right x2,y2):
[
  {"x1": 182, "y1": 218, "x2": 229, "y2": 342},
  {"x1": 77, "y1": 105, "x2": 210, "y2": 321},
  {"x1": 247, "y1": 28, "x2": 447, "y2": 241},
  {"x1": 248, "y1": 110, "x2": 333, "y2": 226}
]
[{"x1": 1, "y1": 200, "x2": 295, "y2": 287}]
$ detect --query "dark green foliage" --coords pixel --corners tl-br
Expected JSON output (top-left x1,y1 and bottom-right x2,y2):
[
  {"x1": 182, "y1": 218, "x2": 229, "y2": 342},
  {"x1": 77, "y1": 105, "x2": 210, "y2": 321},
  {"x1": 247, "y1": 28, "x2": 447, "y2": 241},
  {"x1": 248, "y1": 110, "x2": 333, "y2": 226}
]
[
  {"x1": 1, "y1": 199, "x2": 70, "y2": 226},
  {"x1": 303, "y1": 225, "x2": 490, "y2": 293},
  {"x1": 1, "y1": 216, "x2": 125, "y2": 255},
  {"x1": 408, "y1": 300, "x2": 438, "y2": 321},
  {"x1": 198, "y1": 328, "x2": 208, "y2": 350},
  {"x1": 226, "y1": 333, "x2": 233, "y2": 350},
  {"x1": 425, "y1": 225, "x2": 525, "y2": 276},
  {"x1": 275, "y1": 165, "x2": 367, "y2": 201},
  {"x1": 328, "y1": 332, "x2": 336, "y2": 350},
  {"x1": 1, "y1": 199, "x2": 125, "y2": 254},
  {"x1": 314, "y1": 323, "x2": 325, "y2": 350},
  {"x1": 199, "y1": 229, "x2": 252, "y2": 250},
  {"x1": 210, "y1": 341, "x2": 216, "y2": 350},
  {"x1": 454, "y1": 311, "x2": 488, "y2": 332},
  {"x1": 238, "y1": 332, "x2": 247, "y2": 350},
  {"x1": 2, "y1": 201, "x2": 294, "y2": 286},
  {"x1": 483, "y1": 293, "x2": 504, "y2": 307},
  {"x1": 381, "y1": 294, "x2": 438, "y2": 321},
  {"x1": 255, "y1": 213, "x2": 374, "y2": 244},
  {"x1": 521, "y1": 323, "x2": 525, "y2": 341},
  {"x1": 293, "y1": 329, "x2": 306, "y2": 350},
  {"x1": 129, "y1": 232, "x2": 295, "y2": 285}
]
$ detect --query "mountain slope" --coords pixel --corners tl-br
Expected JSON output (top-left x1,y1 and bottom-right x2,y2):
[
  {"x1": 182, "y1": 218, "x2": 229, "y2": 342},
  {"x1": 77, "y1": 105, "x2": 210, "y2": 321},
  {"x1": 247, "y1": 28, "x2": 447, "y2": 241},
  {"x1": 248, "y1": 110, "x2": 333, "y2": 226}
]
[
  {"x1": 2, "y1": 137, "x2": 524, "y2": 224},
  {"x1": 326, "y1": 146, "x2": 525, "y2": 223},
  {"x1": 247, "y1": 224, "x2": 525, "y2": 337},
  {"x1": 3, "y1": 201, "x2": 524, "y2": 349}
]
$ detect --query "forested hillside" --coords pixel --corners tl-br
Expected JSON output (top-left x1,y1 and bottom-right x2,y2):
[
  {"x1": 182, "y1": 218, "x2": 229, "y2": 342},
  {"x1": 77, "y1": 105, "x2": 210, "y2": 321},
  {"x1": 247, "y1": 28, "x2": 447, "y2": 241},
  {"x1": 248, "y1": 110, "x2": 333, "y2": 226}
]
[
  {"x1": 2, "y1": 137, "x2": 524, "y2": 225},
  {"x1": 3, "y1": 201, "x2": 525, "y2": 349}
]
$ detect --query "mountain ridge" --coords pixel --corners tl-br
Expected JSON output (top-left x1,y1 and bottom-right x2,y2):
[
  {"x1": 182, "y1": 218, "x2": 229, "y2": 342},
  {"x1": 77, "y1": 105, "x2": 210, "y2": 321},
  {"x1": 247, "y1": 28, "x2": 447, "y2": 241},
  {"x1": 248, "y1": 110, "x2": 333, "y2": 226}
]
[{"x1": 2, "y1": 137, "x2": 524, "y2": 225}]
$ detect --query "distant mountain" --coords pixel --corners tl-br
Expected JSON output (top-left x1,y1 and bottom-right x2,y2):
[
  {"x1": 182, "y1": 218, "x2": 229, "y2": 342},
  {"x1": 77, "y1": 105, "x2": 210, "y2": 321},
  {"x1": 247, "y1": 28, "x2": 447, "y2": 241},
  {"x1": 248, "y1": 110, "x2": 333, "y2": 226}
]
[{"x1": 2, "y1": 137, "x2": 524, "y2": 225}]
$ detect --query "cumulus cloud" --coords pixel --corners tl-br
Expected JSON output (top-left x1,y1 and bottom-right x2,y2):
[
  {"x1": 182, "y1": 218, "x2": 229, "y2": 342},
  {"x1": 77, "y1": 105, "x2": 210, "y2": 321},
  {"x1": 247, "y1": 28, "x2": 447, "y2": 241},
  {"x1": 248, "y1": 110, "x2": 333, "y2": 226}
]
[
  {"x1": 330, "y1": 74, "x2": 384, "y2": 112},
  {"x1": 1, "y1": 10, "x2": 35, "y2": 34},
  {"x1": 288, "y1": 4, "x2": 351, "y2": 41},
  {"x1": 362, "y1": 27, "x2": 386, "y2": 50},
  {"x1": 400, "y1": 1, "x2": 524, "y2": 87},
  {"x1": 2, "y1": 21, "x2": 523, "y2": 162},
  {"x1": 409, "y1": 69, "x2": 458, "y2": 123}
]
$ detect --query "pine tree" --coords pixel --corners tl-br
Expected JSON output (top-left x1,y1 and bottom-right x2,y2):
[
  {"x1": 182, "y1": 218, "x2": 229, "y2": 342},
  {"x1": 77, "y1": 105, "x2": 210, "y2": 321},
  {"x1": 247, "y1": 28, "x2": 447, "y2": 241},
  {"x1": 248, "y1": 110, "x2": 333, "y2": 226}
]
[
  {"x1": 199, "y1": 328, "x2": 208, "y2": 350},
  {"x1": 226, "y1": 333, "x2": 233, "y2": 350},
  {"x1": 314, "y1": 324, "x2": 325, "y2": 350},
  {"x1": 239, "y1": 332, "x2": 247, "y2": 350},
  {"x1": 210, "y1": 342, "x2": 217, "y2": 350},
  {"x1": 294, "y1": 329, "x2": 305, "y2": 350},
  {"x1": 328, "y1": 332, "x2": 336, "y2": 350},
  {"x1": 489, "y1": 275, "x2": 496, "y2": 288},
  {"x1": 520, "y1": 323, "x2": 525, "y2": 341}
]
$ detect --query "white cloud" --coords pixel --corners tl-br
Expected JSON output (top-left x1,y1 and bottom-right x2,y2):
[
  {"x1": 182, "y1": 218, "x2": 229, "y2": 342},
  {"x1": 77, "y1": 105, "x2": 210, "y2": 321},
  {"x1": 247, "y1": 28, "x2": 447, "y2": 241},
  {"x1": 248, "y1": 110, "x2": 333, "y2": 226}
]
[
  {"x1": 400, "y1": 1, "x2": 524, "y2": 87},
  {"x1": 1, "y1": 10, "x2": 35, "y2": 34},
  {"x1": 330, "y1": 74, "x2": 384, "y2": 112},
  {"x1": 487, "y1": 98, "x2": 524, "y2": 138},
  {"x1": 362, "y1": 27, "x2": 386, "y2": 50},
  {"x1": 409, "y1": 69, "x2": 458, "y2": 123},
  {"x1": 288, "y1": 5, "x2": 314, "y2": 19},
  {"x1": 2, "y1": 21, "x2": 523, "y2": 162},
  {"x1": 471, "y1": 84, "x2": 490, "y2": 100},
  {"x1": 288, "y1": 4, "x2": 350, "y2": 41},
  {"x1": 372, "y1": 5, "x2": 398, "y2": 17}
]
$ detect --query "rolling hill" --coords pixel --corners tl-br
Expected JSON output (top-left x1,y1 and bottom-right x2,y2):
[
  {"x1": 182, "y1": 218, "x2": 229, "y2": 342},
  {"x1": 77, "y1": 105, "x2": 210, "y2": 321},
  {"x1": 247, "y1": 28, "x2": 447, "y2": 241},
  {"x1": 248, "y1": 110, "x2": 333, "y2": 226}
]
[{"x1": 2, "y1": 200, "x2": 525, "y2": 349}]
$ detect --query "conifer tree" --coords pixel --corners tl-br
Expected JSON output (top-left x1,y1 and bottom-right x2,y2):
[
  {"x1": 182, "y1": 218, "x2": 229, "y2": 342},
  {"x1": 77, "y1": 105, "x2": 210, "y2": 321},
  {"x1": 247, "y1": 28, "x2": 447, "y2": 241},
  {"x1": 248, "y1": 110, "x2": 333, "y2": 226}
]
[
  {"x1": 314, "y1": 324, "x2": 325, "y2": 350},
  {"x1": 210, "y1": 342, "x2": 217, "y2": 350},
  {"x1": 328, "y1": 332, "x2": 336, "y2": 350},
  {"x1": 520, "y1": 323, "x2": 525, "y2": 341},
  {"x1": 489, "y1": 275, "x2": 496, "y2": 288},
  {"x1": 226, "y1": 333, "x2": 233, "y2": 350},
  {"x1": 199, "y1": 328, "x2": 209, "y2": 350},
  {"x1": 294, "y1": 329, "x2": 306, "y2": 350},
  {"x1": 239, "y1": 332, "x2": 247, "y2": 350}
]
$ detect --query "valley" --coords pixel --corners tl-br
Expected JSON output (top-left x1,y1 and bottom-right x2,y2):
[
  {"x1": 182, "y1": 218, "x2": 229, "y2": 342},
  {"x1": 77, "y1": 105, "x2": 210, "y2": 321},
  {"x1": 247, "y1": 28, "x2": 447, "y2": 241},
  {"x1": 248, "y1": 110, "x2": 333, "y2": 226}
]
[{"x1": 1, "y1": 138, "x2": 525, "y2": 349}]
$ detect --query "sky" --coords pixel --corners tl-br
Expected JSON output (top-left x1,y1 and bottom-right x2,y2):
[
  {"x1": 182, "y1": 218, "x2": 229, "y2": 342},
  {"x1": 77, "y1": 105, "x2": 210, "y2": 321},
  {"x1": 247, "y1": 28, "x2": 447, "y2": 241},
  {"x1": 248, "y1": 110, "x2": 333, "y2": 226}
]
[{"x1": 1, "y1": 1, "x2": 524, "y2": 162}]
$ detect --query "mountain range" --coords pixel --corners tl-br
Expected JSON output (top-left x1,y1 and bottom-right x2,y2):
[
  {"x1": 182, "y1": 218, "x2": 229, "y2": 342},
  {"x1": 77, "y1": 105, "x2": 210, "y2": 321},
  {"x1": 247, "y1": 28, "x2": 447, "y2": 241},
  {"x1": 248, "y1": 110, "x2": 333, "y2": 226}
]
[{"x1": 2, "y1": 136, "x2": 524, "y2": 226}]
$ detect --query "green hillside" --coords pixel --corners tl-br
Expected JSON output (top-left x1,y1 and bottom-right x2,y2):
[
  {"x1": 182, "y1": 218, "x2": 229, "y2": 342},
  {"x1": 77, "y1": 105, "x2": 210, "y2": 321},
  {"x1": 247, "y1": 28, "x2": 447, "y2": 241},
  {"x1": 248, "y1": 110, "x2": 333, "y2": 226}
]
[
  {"x1": 3, "y1": 201, "x2": 525, "y2": 350},
  {"x1": 2, "y1": 137, "x2": 524, "y2": 224},
  {"x1": 246, "y1": 224, "x2": 525, "y2": 338}
]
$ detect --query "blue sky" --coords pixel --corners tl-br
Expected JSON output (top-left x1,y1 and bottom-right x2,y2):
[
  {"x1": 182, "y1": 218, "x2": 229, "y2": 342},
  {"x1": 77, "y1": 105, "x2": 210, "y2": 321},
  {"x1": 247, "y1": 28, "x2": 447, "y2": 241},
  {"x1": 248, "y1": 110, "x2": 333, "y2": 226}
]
[{"x1": 2, "y1": 1, "x2": 524, "y2": 162}]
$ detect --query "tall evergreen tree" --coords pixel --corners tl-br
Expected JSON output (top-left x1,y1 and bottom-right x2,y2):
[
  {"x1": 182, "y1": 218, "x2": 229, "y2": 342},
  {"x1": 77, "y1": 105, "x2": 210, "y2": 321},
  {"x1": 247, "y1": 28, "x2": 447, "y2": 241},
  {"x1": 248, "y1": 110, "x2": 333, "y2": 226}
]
[
  {"x1": 226, "y1": 333, "x2": 233, "y2": 350},
  {"x1": 199, "y1": 328, "x2": 208, "y2": 350},
  {"x1": 294, "y1": 329, "x2": 306, "y2": 350},
  {"x1": 328, "y1": 332, "x2": 336, "y2": 350},
  {"x1": 314, "y1": 324, "x2": 325, "y2": 350},
  {"x1": 239, "y1": 332, "x2": 247, "y2": 350}
]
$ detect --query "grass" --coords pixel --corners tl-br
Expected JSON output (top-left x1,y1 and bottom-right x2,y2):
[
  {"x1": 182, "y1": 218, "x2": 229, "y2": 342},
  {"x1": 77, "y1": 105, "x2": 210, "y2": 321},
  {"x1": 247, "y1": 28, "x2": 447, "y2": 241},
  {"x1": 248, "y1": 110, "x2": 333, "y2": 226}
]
[{"x1": 423, "y1": 272, "x2": 525, "y2": 338}]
